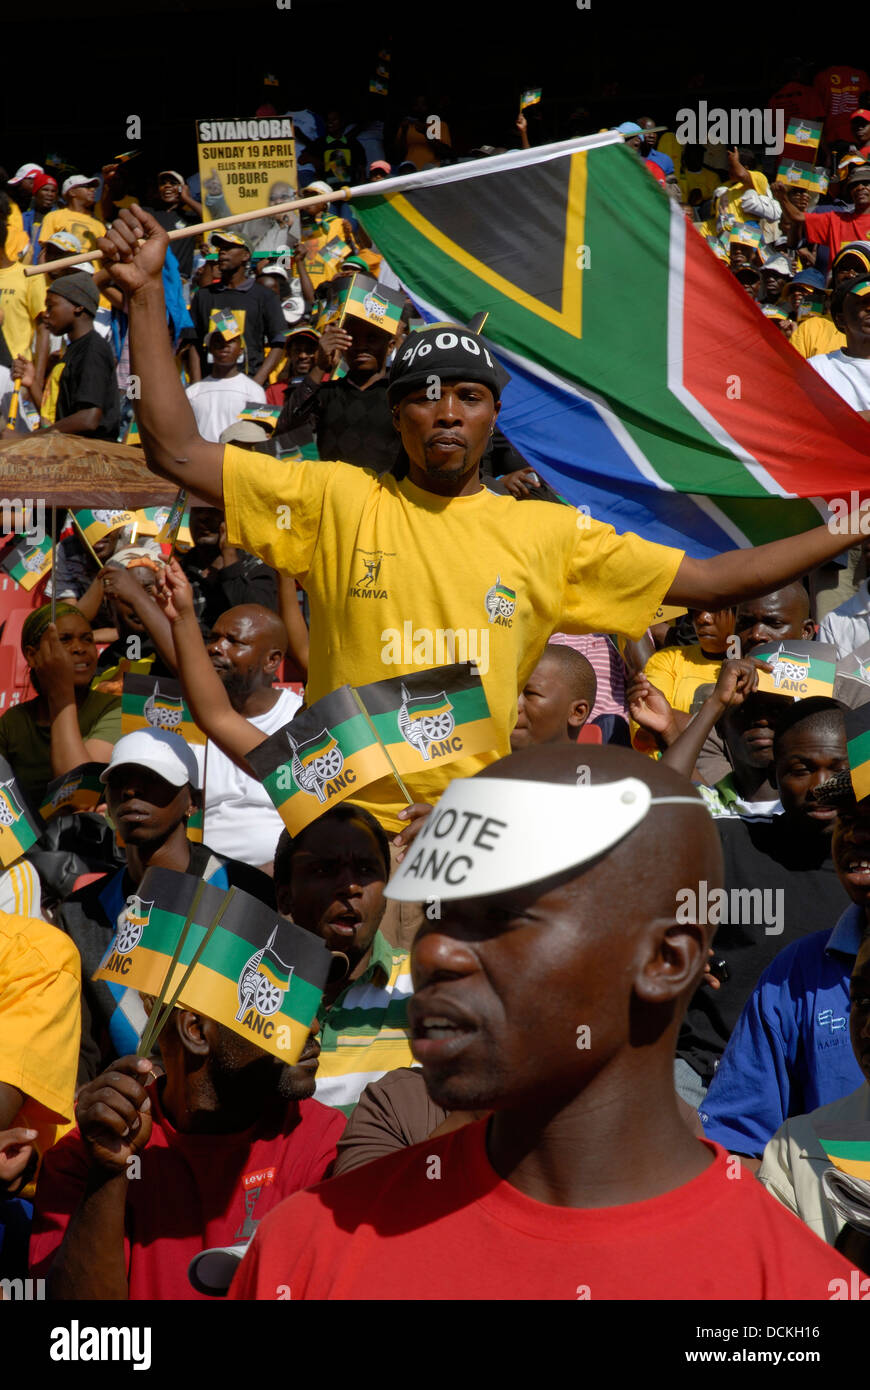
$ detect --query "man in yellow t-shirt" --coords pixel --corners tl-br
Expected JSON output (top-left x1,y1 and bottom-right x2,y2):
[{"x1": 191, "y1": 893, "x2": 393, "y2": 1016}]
[
  {"x1": 96, "y1": 207, "x2": 870, "y2": 827},
  {"x1": 39, "y1": 175, "x2": 106, "y2": 255},
  {"x1": 0, "y1": 911, "x2": 81, "y2": 1170},
  {"x1": 0, "y1": 193, "x2": 46, "y2": 358},
  {"x1": 792, "y1": 240, "x2": 870, "y2": 358}
]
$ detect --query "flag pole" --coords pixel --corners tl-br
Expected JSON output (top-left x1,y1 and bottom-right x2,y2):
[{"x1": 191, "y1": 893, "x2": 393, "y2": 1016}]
[
  {"x1": 349, "y1": 687, "x2": 414, "y2": 805},
  {"x1": 136, "y1": 879, "x2": 207, "y2": 1058},
  {"x1": 145, "y1": 888, "x2": 237, "y2": 1054},
  {"x1": 23, "y1": 134, "x2": 625, "y2": 278},
  {"x1": 49, "y1": 508, "x2": 57, "y2": 625}
]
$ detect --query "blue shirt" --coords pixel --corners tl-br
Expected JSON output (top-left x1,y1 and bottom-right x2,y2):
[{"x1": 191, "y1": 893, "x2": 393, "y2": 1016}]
[
  {"x1": 646, "y1": 149, "x2": 674, "y2": 177},
  {"x1": 699, "y1": 904, "x2": 864, "y2": 1156}
]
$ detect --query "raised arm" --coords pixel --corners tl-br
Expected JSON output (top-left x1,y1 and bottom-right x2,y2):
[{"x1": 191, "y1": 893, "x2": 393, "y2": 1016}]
[
  {"x1": 96, "y1": 207, "x2": 223, "y2": 506},
  {"x1": 157, "y1": 559, "x2": 267, "y2": 773},
  {"x1": 661, "y1": 657, "x2": 765, "y2": 779},
  {"x1": 667, "y1": 515, "x2": 868, "y2": 608}
]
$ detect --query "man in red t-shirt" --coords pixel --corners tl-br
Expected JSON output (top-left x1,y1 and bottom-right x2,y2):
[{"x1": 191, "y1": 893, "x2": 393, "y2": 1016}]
[
  {"x1": 814, "y1": 65, "x2": 870, "y2": 145},
  {"x1": 779, "y1": 163, "x2": 870, "y2": 263},
  {"x1": 29, "y1": 1006, "x2": 344, "y2": 1299},
  {"x1": 229, "y1": 744, "x2": 858, "y2": 1301}
]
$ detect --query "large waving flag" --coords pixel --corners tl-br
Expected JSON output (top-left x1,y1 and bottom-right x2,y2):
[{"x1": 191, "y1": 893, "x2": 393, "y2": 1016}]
[{"x1": 355, "y1": 134, "x2": 870, "y2": 555}]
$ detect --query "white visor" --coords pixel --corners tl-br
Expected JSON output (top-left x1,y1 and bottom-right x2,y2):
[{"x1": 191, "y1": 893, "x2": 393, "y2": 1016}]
[{"x1": 384, "y1": 776, "x2": 705, "y2": 902}]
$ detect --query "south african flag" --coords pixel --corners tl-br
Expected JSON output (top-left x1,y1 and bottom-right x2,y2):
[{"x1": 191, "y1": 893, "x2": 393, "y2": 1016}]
[
  {"x1": 93, "y1": 867, "x2": 332, "y2": 1062},
  {"x1": 0, "y1": 757, "x2": 40, "y2": 867},
  {"x1": 121, "y1": 674, "x2": 206, "y2": 746}
]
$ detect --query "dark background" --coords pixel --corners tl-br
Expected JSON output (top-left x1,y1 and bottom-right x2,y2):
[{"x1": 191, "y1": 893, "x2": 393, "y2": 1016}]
[{"x1": 0, "y1": 0, "x2": 852, "y2": 179}]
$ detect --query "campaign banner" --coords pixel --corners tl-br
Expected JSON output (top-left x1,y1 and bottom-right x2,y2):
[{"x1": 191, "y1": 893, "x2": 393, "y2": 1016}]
[{"x1": 196, "y1": 116, "x2": 297, "y2": 231}]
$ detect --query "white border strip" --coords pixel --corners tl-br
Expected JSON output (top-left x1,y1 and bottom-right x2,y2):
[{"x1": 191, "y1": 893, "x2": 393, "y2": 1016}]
[
  {"x1": 665, "y1": 202, "x2": 794, "y2": 500},
  {"x1": 346, "y1": 131, "x2": 624, "y2": 202}
]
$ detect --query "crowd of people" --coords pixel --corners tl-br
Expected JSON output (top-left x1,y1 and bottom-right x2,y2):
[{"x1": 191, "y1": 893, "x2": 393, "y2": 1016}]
[{"x1": 6, "y1": 63, "x2": 870, "y2": 1304}]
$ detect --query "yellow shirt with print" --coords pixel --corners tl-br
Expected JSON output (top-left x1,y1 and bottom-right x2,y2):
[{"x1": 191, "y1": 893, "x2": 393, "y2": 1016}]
[
  {"x1": 0, "y1": 262, "x2": 46, "y2": 358},
  {"x1": 790, "y1": 314, "x2": 847, "y2": 360},
  {"x1": 38, "y1": 207, "x2": 106, "y2": 254},
  {"x1": 223, "y1": 451, "x2": 684, "y2": 831},
  {"x1": 642, "y1": 642, "x2": 723, "y2": 714},
  {"x1": 0, "y1": 910, "x2": 81, "y2": 1160}
]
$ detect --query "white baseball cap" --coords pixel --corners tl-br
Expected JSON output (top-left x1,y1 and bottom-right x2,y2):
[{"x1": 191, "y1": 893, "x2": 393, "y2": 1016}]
[
  {"x1": 157, "y1": 170, "x2": 185, "y2": 185},
  {"x1": 256, "y1": 262, "x2": 289, "y2": 281},
  {"x1": 61, "y1": 174, "x2": 100, "y2": 197},
  {"x1": 100, "y1": 728, "x2": 201, "y2": 789},
  {"x1": 9, "y1": 163, "x2": 43, "y2": 184}
]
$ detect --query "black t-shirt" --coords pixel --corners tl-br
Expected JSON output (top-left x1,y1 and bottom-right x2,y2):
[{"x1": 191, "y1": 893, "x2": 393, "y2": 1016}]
[
  {"x1": 56, "y1": 330, "x2": 120, "y2": 440},
  {"x1": 183, "y1": 278, "x2": 288, "y2": 375},
  {"x1": 280, "y1": 375, "x2": 398, "y2": 472},
  {"x1": 677, "y1": 816, "x2": 849, "y2": 1084},
  {"x1": 144, "y1": 204, "x2": 200, "y2": 278}
]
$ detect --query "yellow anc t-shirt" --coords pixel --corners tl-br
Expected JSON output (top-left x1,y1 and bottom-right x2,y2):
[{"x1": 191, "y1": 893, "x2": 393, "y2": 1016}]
[
  {"x1": 0, "y1": 911, "x2": 81, "y2": 1159},
  {"x1": 223, "y1": 451, "x2": 685, "y2": 831},
  {"x1": 38, "y1": 207, "x2": 106, "y2": 254},
  {"x1": 0, "y1": 262, "x2": 46, "y2": 358},
  {"x1": 790, "y1": 314, "x2": 847, "y2": 360}
]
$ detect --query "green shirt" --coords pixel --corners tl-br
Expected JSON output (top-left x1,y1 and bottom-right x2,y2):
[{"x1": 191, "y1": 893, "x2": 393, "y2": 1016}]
[{"x1": 0, "y1": 691, "x2": 121, "y2": 809}]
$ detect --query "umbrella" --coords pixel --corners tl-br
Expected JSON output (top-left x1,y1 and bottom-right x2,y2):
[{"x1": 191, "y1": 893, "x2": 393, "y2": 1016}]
[{"x1": 0, "y1": 434, "x2": 176, "y2": 508}]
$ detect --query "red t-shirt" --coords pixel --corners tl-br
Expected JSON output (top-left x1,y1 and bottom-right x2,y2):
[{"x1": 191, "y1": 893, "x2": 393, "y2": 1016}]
[
  {"x1": 229, "y1": 1122, "x2": 855, "y2": 1301},
  {"x1": 767, "y1": 82, "x2": 825, "y2": 124},
  {"x1": 803, "y1": 208, "x2": 870, "y2": 263},
  {"x1": 29, "y1": 1081, "x2": 345, "y2": 1300},
  {"x1": 814, "y1": 66, "x2": 870, "y2": 144}
]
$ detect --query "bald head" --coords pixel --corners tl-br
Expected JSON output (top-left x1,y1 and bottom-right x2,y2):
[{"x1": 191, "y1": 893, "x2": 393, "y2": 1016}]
[
  {"x1": 407, "y1": 745, "x2": 721, "y2": 1114},
  {"x1": 206, "y1": 604, "x2": 288, "y2": 709},
  {"x1": 735, "y1": 582, "x2": 813, "y2": 655}
]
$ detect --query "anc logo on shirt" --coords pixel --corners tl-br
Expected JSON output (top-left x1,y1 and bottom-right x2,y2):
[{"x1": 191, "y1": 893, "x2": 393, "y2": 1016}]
[
  {"x1": 398, "y1": 685, "x2": 456, "y2": 761},
  {"x1": 236, "y1": 926, "x2": 295, "y2": 1021},
  {"x1": 484, "y1": 575, "x2": 516, "y2": 627},
  {"x1": 287, "y1": 728, "x2": 344, "y2": 803},
  {"x1": 348, "y1": 549, "x2": 390, "y2": 599},
  {"x1": 115, "y1": 895, "x2": 155, "y2": 954}
]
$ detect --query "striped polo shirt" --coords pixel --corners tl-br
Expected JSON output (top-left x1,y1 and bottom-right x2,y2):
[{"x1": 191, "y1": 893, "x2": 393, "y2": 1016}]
[{"x1": 315, "y1": 929, "x2": 415, "y2": 1116}]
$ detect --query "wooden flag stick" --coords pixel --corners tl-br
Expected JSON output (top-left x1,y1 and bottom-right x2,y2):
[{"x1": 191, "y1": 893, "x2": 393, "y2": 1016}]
[
  {"x1": 136, "y1": 879, "x2": 206, "y2": 1057},
  {"x1": 22, "y1": 188, "x2": 357, "y2": 278},
  {"x1": 145, "y1": 888, "x2": 237, "y2": 1054},
  {"x1": 349, "y1": 686, "x2": 414, "y2": 805}
]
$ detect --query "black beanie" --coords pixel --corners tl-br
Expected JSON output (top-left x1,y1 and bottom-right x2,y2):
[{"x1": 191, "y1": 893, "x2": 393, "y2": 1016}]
[{"x1": 387, "y1": 322, "x2": 510, "y2": 405}]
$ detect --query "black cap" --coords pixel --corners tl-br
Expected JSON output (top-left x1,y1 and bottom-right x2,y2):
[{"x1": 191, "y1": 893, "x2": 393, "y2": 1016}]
[
  {"x1": 48, "y1": 272, "x2": 98, "y2": 316},
  {"x1": 387, "y1": 322, "x2": 509, "y2": 405}
]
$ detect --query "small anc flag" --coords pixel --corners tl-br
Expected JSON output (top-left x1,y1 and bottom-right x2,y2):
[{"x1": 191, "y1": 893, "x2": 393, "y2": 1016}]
[
  {"x1": 125, "y1": 417, "x2": 142, "y2": 447},
  {"x1": 0, "y1": 756, "x2": 40, "y2": 867},
  {"x1": 752, "y1": 640, "x2": 838, "y2": 701},
  {"x1": 782, "y1": 116, "x2": 823, "y2": 163},
  {"x1": 121, "y1": 674, "x2": 206, "y2": 746},
  {"x1": 239, "y1": 404, "x2": 281, "y2": 432},
  {"x1": 208, "y1": 308, "x2": 244, "y2": 341},
  {"x1": 845, "y1": 703, "x2": 870, "y2": 804},
  {"x1": 651, "y1": 603, "x2": 688, "y2": 624},
  {"x1": 1, "y1": 534, "x2": 53, "y2": 591},
  {"x1": 356, "y1": 663, "x2": 497, "y2": 775},
  {"x1": 520, "y1": 87, "x2": 542, "y2": 111},
  {"x1": 93, "y1": 867, "x2": 333, "y2": 1062},
  {"x1": 132, "y1": 500, "x2": 191, "y2": 549},
  {"x1": 39, "y1": 762, "x2": 106, "y2": 820},
  {"x1": 815, "y1": 1122, "x2": 870, "y2": 1181},
  {"x1": 73, "y1": 509, "x2": 136, "y2": 548},
  {"x1": 317, "y1": 272, "x2": 404, "y2": 335},
  {"x1": 777, "y1": 159, "x2": 829, "y2": 194},
  {"x1": 246, "y1": 685, "x2": 395, "y2": 834}
]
